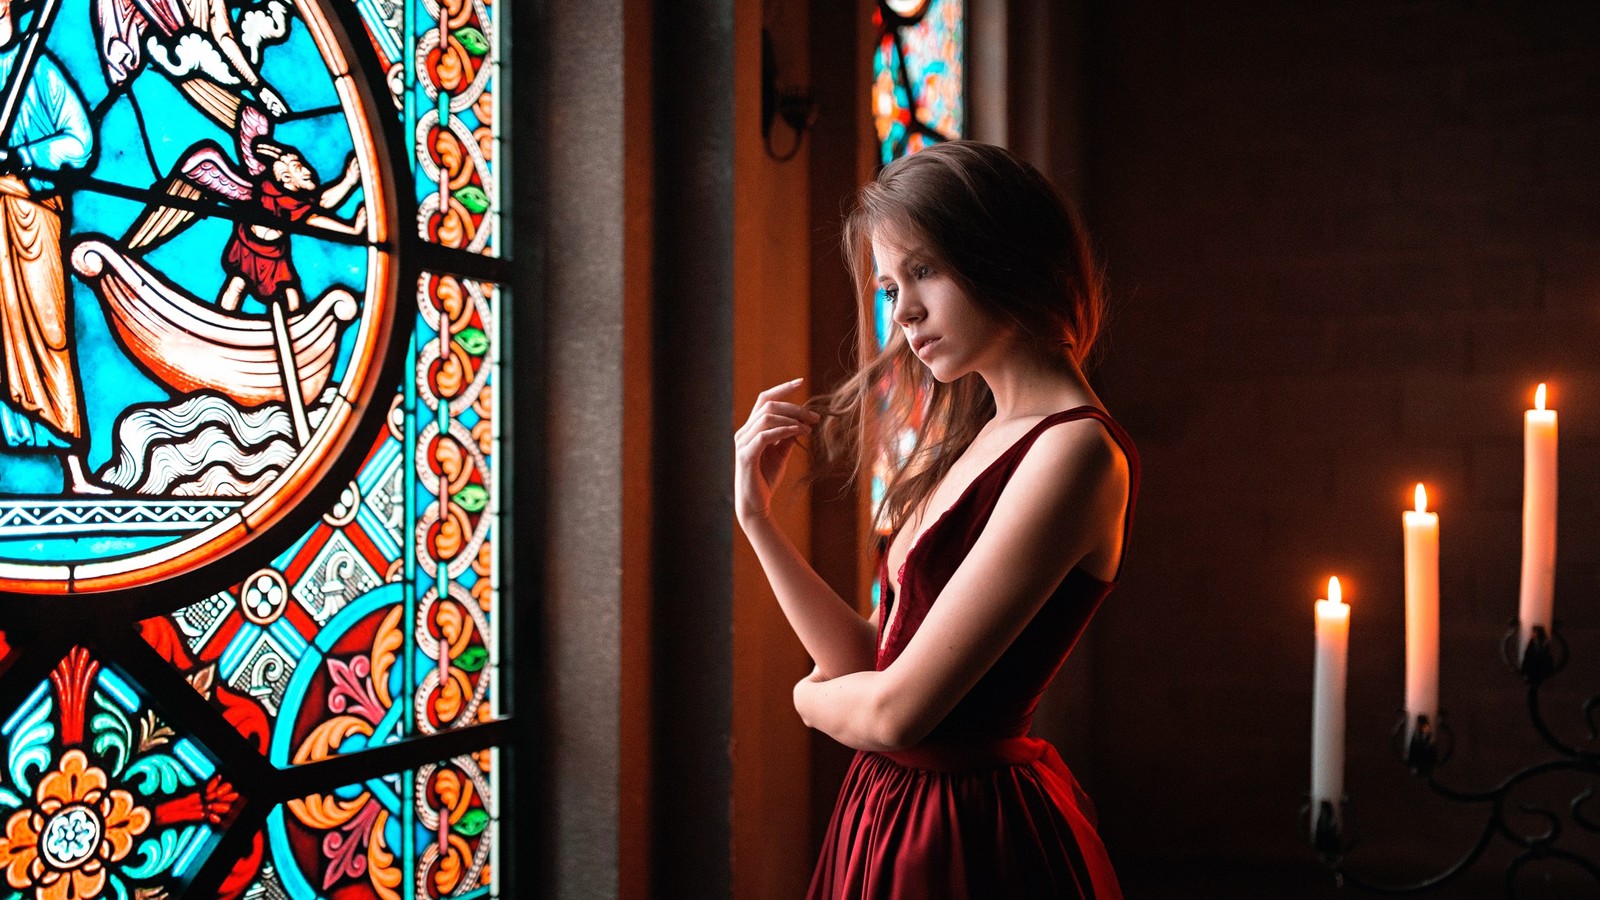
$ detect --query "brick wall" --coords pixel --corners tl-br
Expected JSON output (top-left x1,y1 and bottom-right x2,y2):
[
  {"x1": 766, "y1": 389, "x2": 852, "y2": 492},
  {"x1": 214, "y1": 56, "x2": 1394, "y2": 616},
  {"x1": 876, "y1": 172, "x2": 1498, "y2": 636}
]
[{"x1": 1082, "y1": 3, "x2": 1600, "y2": 895}]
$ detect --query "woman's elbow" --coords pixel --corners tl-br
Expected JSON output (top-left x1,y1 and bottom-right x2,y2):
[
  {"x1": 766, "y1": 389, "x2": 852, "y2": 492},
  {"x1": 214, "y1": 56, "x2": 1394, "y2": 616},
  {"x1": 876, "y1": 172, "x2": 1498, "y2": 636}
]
[
  {"x1": 871, "y1": 723, "x2": 919, "y2": 753},
  {"x1": 867, "y1": 691, "x2": 933, "y2": 752}
]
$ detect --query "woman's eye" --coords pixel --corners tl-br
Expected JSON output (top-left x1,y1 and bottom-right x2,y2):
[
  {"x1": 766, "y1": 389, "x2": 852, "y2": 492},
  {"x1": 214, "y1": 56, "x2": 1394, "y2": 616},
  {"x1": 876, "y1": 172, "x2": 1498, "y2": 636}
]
[
  {"x1": 913, "y1": 265, "x2": 932, "y2": 279},
  {"x1": 882, "y1": 286, "x2": 898, "y2": 302}
]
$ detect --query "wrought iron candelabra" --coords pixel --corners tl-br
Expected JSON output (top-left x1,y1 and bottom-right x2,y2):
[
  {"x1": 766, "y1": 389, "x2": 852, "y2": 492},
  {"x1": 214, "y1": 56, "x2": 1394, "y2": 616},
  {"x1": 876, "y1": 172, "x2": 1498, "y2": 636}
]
[{"x1": 1306, "y1": 621, "x2": 1600, "y2": 897}]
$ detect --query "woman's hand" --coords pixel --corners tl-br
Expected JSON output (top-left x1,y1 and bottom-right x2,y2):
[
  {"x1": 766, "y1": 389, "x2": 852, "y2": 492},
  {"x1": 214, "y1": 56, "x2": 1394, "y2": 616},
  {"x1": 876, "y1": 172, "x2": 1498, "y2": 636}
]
[{"x1": 734, "y1": 378, "x2": 819, "y2": 526}]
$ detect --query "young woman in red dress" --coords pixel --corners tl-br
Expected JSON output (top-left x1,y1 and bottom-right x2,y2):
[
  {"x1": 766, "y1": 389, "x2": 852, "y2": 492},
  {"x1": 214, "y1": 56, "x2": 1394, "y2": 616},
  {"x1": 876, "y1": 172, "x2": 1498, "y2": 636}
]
[{"x1": 734, "y1": 141, "x2": 1135, "y2": 899}]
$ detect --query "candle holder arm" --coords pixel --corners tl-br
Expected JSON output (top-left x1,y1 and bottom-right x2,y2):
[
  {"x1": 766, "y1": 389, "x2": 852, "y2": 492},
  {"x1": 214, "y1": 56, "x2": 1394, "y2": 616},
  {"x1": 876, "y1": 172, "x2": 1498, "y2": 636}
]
[
  {"x1": 1573, "y1": 786, "x2": 1600, "y2": 834},
  {"x1": 1504, "y1": 848, "x2": 1600, "y2": 896},
  {"x1": 1321, "y1": 760, "x2": 1600, "y2": 896},
  {"x1": 1311, "y1": 619, "x2": 1600, "y2": 896},
  {"x1": 1310, "y1": 795, "x2": 1499, "y2": 895},
  {"x1": 1502, "y1": 621, "x2": 1599, "y2": 764},
  {"x1": 1524, "y1": 680, "x2": 1584, "y2": 762}
]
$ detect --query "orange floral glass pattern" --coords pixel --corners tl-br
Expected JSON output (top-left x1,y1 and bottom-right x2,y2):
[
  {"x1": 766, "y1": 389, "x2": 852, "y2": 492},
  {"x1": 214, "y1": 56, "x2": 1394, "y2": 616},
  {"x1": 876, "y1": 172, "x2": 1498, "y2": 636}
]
[{"x1": 0, "y1": 750, "x2": 151, "y2": 900}]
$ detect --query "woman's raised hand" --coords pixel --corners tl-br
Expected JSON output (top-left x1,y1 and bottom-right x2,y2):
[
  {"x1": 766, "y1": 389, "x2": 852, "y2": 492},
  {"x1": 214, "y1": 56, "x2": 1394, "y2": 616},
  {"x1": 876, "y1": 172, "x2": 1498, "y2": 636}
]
[{"x1": 734, "y1": 378, "x2": 820, "y2": 525}]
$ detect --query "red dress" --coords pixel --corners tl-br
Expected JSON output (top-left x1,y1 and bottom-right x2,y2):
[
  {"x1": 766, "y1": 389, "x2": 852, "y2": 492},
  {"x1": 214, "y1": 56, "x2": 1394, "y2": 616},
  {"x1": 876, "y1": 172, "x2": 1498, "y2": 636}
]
[{"x1": 808, "y1": 407, "x2": 1137, "y2": 900}]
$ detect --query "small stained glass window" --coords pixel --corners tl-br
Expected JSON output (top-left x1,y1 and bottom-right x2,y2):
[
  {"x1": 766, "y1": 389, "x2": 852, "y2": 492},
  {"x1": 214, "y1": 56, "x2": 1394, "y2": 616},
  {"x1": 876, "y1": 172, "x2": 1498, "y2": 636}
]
[
  {"x1": 869, "y1": 0, "x2": 965, "y2": 609},
  {"x1": 872, "y1": 0, "x2": 964, "y2": 165}
]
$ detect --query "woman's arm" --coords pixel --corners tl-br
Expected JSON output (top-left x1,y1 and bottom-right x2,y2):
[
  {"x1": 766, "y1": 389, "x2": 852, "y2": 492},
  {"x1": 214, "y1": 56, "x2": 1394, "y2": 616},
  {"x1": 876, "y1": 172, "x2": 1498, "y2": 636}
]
[
  {"x1": 736, "y1": 379, "x2": 878, "y2": 677},
  {"x1": 793, "y1": 419, "x2": 1128, "y2": 750}
]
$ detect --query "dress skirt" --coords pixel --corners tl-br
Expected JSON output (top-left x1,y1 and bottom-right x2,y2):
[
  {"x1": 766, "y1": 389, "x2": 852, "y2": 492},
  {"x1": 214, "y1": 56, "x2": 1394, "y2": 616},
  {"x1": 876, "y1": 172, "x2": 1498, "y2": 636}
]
[{"x1": 807, "y1": 737, "x2": 1123, "y2": 900}]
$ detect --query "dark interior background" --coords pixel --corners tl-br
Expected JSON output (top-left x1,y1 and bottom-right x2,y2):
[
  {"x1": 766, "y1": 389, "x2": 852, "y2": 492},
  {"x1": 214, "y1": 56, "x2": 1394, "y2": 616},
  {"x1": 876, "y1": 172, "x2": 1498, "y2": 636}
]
[{"x1": 1083, "y1": 3, "x2": 1600, "y2": 896}]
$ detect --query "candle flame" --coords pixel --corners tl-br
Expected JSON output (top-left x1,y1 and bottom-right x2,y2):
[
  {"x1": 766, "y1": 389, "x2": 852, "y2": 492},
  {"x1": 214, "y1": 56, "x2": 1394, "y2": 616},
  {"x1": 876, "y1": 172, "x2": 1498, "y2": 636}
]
[
  {"x1": 1328, "y1": 576, "x2": 1342, "y2": 606},
  {"x1": 1414, "y1": 483, "x2": 1428, "y2": 514},
  {"x1": 1535, "y1": 383, "x2": 1547, "y2": 411}
]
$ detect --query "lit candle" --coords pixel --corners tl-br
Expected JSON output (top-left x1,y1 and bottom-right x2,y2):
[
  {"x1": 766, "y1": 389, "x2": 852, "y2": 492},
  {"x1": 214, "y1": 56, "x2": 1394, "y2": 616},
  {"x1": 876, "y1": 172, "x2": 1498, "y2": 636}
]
[
  {"x1": 1403, "y1": 484, "x2": 1439, "y2": 738},
  {"x1": 1311, "y1": 576, "x2": 1349, "y2": 837},
  {"x1": 1519, "y1": 383, "x2": 1557, "y2": 656}
]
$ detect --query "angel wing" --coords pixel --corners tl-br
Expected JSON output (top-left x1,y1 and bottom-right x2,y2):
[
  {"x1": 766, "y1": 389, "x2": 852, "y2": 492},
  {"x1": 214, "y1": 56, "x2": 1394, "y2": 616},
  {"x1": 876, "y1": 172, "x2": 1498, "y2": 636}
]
[
  {"x1": 123, "y1": 140, "x2": 254, "y2": 252},
  {"x1": 237, "y1": 102, "x2": 270, "y2": 175}
]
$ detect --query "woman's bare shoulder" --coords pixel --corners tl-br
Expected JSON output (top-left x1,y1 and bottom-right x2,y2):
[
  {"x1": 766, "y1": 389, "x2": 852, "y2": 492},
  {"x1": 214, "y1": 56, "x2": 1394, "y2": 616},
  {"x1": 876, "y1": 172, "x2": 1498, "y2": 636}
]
[
  {"x1": 1005, "y1": 414, "x2": 1128, "y2": 517},
  {"x1": 1030, "y1": 413, "x2": 1125, "y2": 471}
]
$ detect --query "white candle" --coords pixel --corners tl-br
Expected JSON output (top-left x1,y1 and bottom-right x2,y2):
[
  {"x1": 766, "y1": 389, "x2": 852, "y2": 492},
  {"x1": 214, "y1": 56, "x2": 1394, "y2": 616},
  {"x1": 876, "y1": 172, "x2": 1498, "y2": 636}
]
[
  {"x1": 1519, "y1": 383, "x2": 1557, "y2": 656},
  {"x1": 1311, "y1": 576, "x2": 1349, "y2": 837},
  {"x1": 1403, "y1": 484, "x2": 1439, "y2": 738}
]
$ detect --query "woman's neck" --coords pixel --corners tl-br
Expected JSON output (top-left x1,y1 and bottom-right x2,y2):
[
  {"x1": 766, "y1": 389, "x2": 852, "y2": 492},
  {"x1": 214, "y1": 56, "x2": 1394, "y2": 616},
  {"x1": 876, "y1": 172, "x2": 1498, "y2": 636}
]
[{"x1": 979, "y1": 339, "x2": 1097, "y2": 421}]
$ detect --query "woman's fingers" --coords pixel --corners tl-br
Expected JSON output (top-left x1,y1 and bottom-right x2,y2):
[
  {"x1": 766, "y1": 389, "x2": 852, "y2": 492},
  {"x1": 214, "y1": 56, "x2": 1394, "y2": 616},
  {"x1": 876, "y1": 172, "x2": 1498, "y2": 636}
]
[
  {"x1": 755, "y1": 377, "x2": 805, "y2": 404},
  {"x1": 736, "y1": 420, "x2": 810, "y2": 459},
  {"x1": 750, "y1": 412, "x2": 811, "y2": 435},
  {"x1": 765, "y1": 400, "x2": 821, "y2": 422},
  {"x1": 734, "y1": 379, "x2": 812, "y2": 518},
  {"x1": 738, "y1": 379, "x2": 816, "y2": 432},
  {"x1": 737, "y1": 423, "x2": 807, "y2": 464},
  {"x1": 736, "y1": 406, "x2": 817, "y2": 443}
]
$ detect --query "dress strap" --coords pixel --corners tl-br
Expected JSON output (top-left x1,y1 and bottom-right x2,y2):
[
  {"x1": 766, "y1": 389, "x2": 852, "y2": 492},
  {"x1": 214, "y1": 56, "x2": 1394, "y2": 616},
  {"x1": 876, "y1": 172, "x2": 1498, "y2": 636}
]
[{"x1": 998, "y1": 406, "x2": 1141, "y2": 583}]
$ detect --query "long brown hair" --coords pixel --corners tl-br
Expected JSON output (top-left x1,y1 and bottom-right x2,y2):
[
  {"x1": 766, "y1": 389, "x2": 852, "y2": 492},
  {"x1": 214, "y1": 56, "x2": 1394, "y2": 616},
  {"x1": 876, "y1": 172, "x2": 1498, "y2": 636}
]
[{"x1": 811, "y1": 141, "x2": 1105, "y2": 536}]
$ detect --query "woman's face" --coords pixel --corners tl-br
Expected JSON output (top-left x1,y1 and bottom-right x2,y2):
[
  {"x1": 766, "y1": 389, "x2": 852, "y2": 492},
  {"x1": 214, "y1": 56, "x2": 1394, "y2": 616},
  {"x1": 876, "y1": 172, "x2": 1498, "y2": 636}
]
[{"x1": 873, "y1": 228, "x2": 1014, "y2": 383}]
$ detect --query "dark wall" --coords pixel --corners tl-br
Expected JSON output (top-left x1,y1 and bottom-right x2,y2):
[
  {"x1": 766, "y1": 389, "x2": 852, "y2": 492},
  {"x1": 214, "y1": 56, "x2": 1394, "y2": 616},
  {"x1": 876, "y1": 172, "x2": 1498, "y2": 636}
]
[{"x1": 1083, "y1": 3, "x2": 1600, "y2": 896}]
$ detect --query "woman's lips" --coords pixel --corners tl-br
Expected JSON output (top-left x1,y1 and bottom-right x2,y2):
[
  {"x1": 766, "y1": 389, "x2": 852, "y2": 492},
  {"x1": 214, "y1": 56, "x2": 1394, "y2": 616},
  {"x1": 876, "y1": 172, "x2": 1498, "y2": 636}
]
[{"x1": 912, "y1": 336, "x2": 940, "y2": 354}]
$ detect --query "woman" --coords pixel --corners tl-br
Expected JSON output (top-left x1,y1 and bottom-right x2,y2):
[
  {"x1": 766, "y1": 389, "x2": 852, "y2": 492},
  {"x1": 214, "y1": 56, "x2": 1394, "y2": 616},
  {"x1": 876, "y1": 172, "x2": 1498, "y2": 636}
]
[{"x1": 734, "y1": 141, "x2": 1135, "y2": 899}]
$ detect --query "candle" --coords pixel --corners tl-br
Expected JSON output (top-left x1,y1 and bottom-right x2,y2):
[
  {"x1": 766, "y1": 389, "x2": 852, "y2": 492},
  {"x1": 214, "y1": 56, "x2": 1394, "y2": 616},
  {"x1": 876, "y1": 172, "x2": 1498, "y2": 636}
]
[
  {"x1": 1403, "y1": 484, "x2": 1439, "y2": 738},
  {"x1": 1519, "y1": 383, "x2": 1557, "y2": 656},
  {"x1": 1311, "y1": 576, "x2": 1349, "y2": 837}
]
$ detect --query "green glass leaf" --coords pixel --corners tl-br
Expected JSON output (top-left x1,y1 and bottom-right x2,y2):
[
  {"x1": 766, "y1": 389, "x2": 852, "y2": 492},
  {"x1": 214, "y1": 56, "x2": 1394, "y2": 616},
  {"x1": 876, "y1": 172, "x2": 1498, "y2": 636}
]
[
  {"x1": 456, "y1": 327, "x2": 489, "y2": 357},
  {"x1": 126, "y1": 753, "x2": 197, "y2": 794},
  {"x1": 453, "y1": 484, "x2": 489, "y2": 513},
  {"x1": 454, "y1": 27, "x2": 490, "y2": 57},
  {"x1": 453, "y1": 185, "x2": 490, "y2": 214},
  {"x1": 454, "y1": 808, "x2": 491, "y2": 837},
  {"x1": 454, "y1": 645, "x2": 489, "y2": 673},
  {"x1": 89, "y1": 704, "x2": 132, "y2": 776}
]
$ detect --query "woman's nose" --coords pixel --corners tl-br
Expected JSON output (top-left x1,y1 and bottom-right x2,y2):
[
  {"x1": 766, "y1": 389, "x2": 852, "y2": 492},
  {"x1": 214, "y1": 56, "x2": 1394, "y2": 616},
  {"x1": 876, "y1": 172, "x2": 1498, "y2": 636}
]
[{"x1": 892, "y1": 295, "x2": 921, "y2": 326}]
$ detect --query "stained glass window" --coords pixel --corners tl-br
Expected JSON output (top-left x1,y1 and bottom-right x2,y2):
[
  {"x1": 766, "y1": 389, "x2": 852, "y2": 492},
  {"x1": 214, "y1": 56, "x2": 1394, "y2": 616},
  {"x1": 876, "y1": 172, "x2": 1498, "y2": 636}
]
[
  {"x1": 0, "y1": 648, "x2": 234, "y2": 899},
  {"x1": 869, "y1": 0, "x2": 964, "y2": 607},
  {"x1": 140, "y1": 272, "x2": 501, "y2": 767},
  {"x1": 226, "y1": 751, "x2": 496, "y2": 897},
  {"x1": 358, "y1": 0, "x2": 500, "y2": 256},
  {"x1": 872, "y1": 0, "x2": 964, "y2": 165},
  {"x1": 0, "y1": 1, "x2": 508, "y2": 896}
]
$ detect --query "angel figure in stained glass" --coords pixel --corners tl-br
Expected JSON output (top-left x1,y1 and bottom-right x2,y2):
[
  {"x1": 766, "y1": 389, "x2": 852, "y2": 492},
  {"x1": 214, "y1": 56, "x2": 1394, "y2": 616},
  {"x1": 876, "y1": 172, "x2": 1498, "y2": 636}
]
[
  {"x1": 0, "y1": 0, "x2": 108, "y2": 493},
  {"x1": 218, "y1": 142, "x2": 365, "y2": 312},
  {"x1": 94, "y1": 0, "x2": 294, "y2": 128},
  {"x1": 126, "y1": 133, "x2": 365, "y2": 310},
  {"x1": 78, "y1": 131, "x2": 366, "y2": 444}
]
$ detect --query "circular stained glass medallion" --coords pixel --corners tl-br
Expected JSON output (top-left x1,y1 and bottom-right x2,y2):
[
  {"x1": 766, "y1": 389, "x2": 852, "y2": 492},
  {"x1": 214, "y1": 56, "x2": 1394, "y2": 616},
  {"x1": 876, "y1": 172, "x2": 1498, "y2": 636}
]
[
  {"x1": 40, "y1": 805, "x2": 101, "y2": 868},
  {"x1": 0, "y1": 0, "x2": 401, "y2": 596}
]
